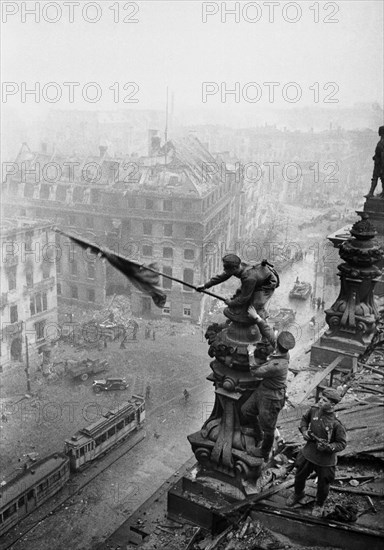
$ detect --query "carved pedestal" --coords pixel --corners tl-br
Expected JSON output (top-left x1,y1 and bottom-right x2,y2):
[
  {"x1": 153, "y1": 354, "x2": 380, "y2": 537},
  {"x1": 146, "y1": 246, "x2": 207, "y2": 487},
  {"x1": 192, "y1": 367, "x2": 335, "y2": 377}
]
[
  {"x1": 311, "y1": 213, "x2": 384, "y2": 367},
  {"x1": 188, "y1": 318, "x2": 264, "y2": 487}
]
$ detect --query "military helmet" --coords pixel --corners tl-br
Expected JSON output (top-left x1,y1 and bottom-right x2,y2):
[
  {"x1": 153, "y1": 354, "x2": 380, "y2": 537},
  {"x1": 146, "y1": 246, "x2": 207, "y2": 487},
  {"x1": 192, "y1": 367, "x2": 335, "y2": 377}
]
[
  {"x1": 222, "y1": 254, "x2": 241, "y2": 268},
  {"x1": 322, "y1": 387, "x2": 342, "y2": 404},
  {"x1": 277, "y1": 331, "x2": 295, "y2": 351}
]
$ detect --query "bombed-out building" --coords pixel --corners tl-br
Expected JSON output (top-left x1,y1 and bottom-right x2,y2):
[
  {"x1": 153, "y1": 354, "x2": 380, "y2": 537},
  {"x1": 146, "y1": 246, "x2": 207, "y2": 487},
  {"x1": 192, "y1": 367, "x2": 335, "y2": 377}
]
[
  {"x1": 0, "y1": 218, "x2": 58, "y2": 371},
  {"x1": 2, "y1": 135, "x2": 243, "y2": 322}
]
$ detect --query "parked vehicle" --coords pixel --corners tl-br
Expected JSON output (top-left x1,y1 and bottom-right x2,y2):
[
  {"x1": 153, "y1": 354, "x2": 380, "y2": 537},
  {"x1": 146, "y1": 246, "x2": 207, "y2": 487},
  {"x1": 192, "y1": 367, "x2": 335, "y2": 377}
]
[
  {"x1": 289, "y1": 281, "x2": 312, "y2": 300},
  {"x1": 64, "y1": 396, "x2": 145, "y2": 471},
  {"x1": 0, "y1": 453, "x2": 70, "y2": 537},
  {"x1": 66, "y1": 358, "x2": 109, "y2": 382},
  {"x1": 268, "y1": 308, "x2": 296, "y2": 330},
  {"x1": 92, "y1": 377, "x2": 128, "y2": 393}
]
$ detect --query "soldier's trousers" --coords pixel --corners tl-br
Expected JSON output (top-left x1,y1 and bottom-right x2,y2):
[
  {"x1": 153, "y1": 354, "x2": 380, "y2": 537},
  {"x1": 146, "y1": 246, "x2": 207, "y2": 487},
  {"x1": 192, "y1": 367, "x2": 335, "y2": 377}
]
[
  {"x1": 242, "y1": 391, "x2": 285, "y2": 458},
  {"x1": 294, "y1": 451, "x2": 336, "y2": 506}
]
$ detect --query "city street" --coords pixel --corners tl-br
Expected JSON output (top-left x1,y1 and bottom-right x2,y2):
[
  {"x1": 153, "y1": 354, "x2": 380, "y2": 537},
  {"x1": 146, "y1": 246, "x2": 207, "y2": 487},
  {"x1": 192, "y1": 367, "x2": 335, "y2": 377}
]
[{"x1": 0, "y1": 260, "x2": 338, "y2": 550}]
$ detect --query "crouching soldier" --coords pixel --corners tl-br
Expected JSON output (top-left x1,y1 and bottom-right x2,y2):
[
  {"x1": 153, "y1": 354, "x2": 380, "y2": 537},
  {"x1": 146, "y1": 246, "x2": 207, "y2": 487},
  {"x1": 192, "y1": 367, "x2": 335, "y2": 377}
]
[
  {"x1": 242, "y1": 308, "x2": 295, "y2": 461},
  {"x1": 287, "y1": 388, "x2": 347, "y2": 517}
]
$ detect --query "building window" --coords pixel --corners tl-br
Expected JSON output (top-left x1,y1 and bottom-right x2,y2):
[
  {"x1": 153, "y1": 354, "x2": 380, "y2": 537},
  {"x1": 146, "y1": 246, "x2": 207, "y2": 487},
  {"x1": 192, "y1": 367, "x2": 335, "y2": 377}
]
[
  {"x1": 35, "y1": 320, "x2": 46, "y2": 341},
  {"x1": 10, "y1": 305, "x2": 18, "y2": 323},
  {"x1": 71, "y1": 285, "x2": 78, "y2": 300},
  {"x1": 142, "y1": 245, "x2": 153, "y2": 257},
  {"x1": 162, "y1": 301, "x2": 170, "y2": 315},
  {"x1": 183, "y1": 200, "x2": 192, "y2": 211},
  {"x1": 87, "y1": 288, "x2": 95, "y2": 302},
  {"x1": 70, "y1": 260, "x2": 78, "y2": 276},
  {"x1": 184, "y1": 249, "x2": 195, "y2": 260},
  {"x1": 30, "y1": 292, "x2": 48, "y2": 316},
  {"x1": 183, "y1": 268, "x2": 194, "y2": 291},
  {"x1": 163, "y1": 199, "x2": 173, "y2": 211},
  {"x1": 162, "y1": 266, "x2": 173, "y2": 289},
  {"x1": 30, "y1": 296, "x2": 35, "y2": 316},
  {"x1": 145, "y1": 199, "x2": 154, "y2": 210},
  {"x1": 185, "y1": 225, "x2": 194, "y2": 238},
  {"x1": 143, "y1": 222, "x2": 152, "y2": 236},
  {"x1": 183, "y1": 305, "x2": 191, "y2": 317},
  {"x1": 57, "y1": 283, "x2": 61, "y2": 295},
  {"x1": 26, "y1": 270, "x2": 34, "y2": 287},
  {"x1": 164, "y1": 223, "x2": 173, "y2": 237},
  {"x1": 25, "y1": 230, "x2": 33, "y2": 249},
  {"x1": 163, "y1": 247, "x2": 173, "y2": 258},
  {"x1": 87, "y1": 262, "x2": 95, "y2": 279},
  {"x1": 56, "y1": 260, "x2": 61, "y2": 274},
  {"x1": 42, "y1": 261, "x2": 50, "y2": 279},
  {"x1": 8, "y1": 266, "x2": 17, "y2": 291}
]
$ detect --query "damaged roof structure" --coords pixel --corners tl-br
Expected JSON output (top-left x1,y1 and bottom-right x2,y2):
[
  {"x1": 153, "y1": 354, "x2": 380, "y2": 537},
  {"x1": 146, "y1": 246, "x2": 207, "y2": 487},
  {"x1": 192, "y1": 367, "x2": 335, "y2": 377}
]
[{"x1": 2, "y1": 135, "x2": 244, "y2": 322}]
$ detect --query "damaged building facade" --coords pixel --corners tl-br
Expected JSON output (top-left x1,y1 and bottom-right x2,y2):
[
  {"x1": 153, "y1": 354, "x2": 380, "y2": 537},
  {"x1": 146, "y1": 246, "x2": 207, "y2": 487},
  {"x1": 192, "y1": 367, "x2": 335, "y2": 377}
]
[
  {"x1": 2, "y1": 134, "x2": 243, "y2": 322},
  {"x1": 0, "y1": 218, "x2": 58, "y2": 370}
]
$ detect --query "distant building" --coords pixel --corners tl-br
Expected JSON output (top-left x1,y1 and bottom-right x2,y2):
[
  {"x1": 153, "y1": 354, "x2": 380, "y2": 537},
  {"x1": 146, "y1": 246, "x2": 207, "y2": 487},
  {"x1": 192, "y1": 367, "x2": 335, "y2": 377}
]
[
  {"x1": 0, "y1": 218, "x2": 58, "y2": 370},
  {"x1": 3, "y1": 135, "x2": 242, "y2": 322}
]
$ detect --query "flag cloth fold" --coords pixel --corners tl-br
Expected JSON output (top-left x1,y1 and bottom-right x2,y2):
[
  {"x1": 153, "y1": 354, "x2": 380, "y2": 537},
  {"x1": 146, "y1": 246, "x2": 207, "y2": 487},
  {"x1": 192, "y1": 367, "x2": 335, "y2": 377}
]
[{"x1": 56, "y1": 230, "x2": 167, "y2": 308}]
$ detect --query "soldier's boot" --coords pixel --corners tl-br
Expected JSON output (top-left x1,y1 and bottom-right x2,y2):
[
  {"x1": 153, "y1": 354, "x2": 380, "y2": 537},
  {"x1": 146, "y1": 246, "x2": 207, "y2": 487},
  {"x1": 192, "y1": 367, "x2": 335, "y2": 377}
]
[
  {"x1": 367, "y1": 178, "x2": 377, "y2": 197},
  {"x1": 259, "y1": 432, "x2": 275, "y2": 461}
]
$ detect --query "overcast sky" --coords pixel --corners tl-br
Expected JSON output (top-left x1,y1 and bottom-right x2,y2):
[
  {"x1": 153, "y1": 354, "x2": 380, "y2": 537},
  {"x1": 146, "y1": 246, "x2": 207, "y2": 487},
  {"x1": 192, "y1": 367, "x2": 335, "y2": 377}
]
[{"x1": 1, "y1": 1, "x2": 383, "y2": 120}]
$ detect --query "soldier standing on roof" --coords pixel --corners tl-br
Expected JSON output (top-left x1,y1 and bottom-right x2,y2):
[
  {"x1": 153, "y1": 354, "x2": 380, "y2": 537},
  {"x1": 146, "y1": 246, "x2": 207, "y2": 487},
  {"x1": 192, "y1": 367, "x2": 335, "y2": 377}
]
[
  {"x1": 242, "y1": 306, "x2": 295, "y2": 461},
  {"x1": 367, "y1": 125, "x2": 384, "y2": 198},
  {"x1": 286, "y1": 388, "x2": 346, "y2": 517},
  {"x1": 197, "y1": 254, "x2": 279, "y2": 322}
]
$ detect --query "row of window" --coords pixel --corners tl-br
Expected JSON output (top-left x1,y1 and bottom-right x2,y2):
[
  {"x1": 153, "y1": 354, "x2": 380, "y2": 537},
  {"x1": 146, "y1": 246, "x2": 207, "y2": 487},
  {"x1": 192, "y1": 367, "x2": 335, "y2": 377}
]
[
  {"x1": 65, "y1": 200, "x2": 195, "y2": 229},
  {"x1": 206, "y1": 205, "x2": 230, "y2": 234},
  {"x1": 58, "y1": 284, "x2": 95, "y2": 303},
  {"x1": 0, "y1": 464, "x2": 67, "y2": 523},
  {"x1": 8, "y1": 295, "x2": 48, "y2": 325},
  {"x1": 162, "y1": 303, "x2": 191, "y2": 317},
  {"x1": 202, "y1": 182, "x2": 230, "y2": 210},
  {"x1": 142, "y1": 222, "x2": 198, "y2": 238},
  {"x1": 6, "y1": 263, "x2": 51, "y2": 291},
  {"x1": 71, "y1": 412, "x2": 137, "y2": 459},
  {"x1": 162, "y1": 268, "x2": 193, "y2": 290},
  {"x1": 142, "y1": 246, "x2": 195, "y2": 260}
]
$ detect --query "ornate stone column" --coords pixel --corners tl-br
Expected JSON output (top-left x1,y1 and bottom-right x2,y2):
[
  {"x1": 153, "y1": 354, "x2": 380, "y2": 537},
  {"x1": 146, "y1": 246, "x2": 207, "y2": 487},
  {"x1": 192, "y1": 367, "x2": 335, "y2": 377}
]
[
  {"x1": 311, "y1": 213, "x2": 384, "y2": 366},
  {"x1": 188, "y1": 311, "x2": 264, "y2": 488}
]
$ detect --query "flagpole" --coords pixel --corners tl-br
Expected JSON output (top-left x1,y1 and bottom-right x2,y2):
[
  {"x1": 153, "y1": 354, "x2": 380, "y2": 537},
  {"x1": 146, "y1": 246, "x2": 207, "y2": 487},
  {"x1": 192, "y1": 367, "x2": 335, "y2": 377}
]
[{"x1": 55, "y1": 229, "x2": 228, "y2": 303}]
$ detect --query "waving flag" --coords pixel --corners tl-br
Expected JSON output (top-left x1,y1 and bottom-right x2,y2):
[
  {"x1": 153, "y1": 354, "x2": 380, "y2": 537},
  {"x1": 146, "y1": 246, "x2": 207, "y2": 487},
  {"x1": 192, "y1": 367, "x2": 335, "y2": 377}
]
[{"x1": 56, "y1": 229, "x2": 167, "y2": 308}]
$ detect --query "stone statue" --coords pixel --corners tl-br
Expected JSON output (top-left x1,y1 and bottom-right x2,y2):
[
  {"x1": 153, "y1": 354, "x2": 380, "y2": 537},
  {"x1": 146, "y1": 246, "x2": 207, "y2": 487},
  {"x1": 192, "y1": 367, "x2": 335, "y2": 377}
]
[
  {"x1": 367, "y1": 126, "x2": 384, "y2": 198},
  {"x1": 188, "y1": 257, "x2": 287, "y2": 488},
  {"x1": 197, "y1": 254, "x2": 279, "y2": 323}
]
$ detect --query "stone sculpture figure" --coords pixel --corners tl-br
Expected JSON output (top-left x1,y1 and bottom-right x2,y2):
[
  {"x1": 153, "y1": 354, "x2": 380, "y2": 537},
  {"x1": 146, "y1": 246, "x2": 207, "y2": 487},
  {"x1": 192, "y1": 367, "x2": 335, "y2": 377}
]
[
  {"x1": 188, "y1": 257, "x2": 286, "y2": 488},
  {"x1": 367, "y1": 125, "x2": 384, "y2": 198}
]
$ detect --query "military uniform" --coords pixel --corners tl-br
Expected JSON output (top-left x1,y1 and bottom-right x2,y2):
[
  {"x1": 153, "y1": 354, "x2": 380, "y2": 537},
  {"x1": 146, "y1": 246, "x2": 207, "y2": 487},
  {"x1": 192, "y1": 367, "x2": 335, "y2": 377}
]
[
  {"x1": 202, "y1": 261, "x2": 279, "y2": 319},
  {"x1": 242, "y1": 350, "x2": 289, "y2": 459},
  {"x1": 368, "y1": 130, "x2": 384, "y2": 197},
  {"x1": 294, "y1": 405, "x2": 346, "y2": 506}
]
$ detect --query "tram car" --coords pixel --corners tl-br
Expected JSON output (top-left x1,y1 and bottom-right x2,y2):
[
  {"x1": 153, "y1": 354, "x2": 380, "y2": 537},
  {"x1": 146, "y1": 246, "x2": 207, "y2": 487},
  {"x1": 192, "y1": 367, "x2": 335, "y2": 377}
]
[
  {"x1": 0, "y1": 453, "x2": 70, "y2": 537},
  {"x1": 64, "y1": 395, "x2": 145, "y2": 471}
]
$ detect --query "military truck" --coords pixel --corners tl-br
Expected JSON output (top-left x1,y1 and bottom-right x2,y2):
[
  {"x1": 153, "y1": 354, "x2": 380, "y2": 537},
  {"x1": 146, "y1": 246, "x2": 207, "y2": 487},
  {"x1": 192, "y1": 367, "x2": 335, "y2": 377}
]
[{"x1": 66, "y1": 358, "x2": 109, "y2": 381}]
